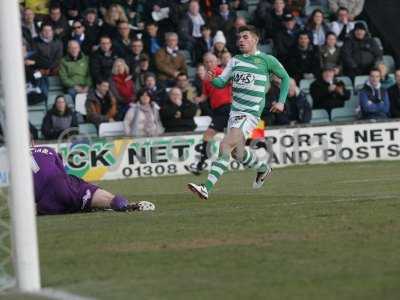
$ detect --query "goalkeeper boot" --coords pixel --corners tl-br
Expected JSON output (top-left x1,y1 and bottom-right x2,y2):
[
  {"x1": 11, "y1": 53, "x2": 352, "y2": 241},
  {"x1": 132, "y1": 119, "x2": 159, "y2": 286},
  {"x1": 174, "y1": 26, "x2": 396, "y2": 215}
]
[
  {"x1": 187, "y1": 183, "x2": 208, "y2": 200},
  {"x1": 252, "y1": 166, "x2": 272, "y2": 189}
]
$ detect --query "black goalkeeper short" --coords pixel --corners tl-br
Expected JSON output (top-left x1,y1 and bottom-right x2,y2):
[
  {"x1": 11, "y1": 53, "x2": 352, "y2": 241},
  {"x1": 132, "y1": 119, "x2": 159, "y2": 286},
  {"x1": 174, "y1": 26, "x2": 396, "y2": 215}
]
[{"x1": 209, "y1": 104, "x2": 231, "y2": 132}]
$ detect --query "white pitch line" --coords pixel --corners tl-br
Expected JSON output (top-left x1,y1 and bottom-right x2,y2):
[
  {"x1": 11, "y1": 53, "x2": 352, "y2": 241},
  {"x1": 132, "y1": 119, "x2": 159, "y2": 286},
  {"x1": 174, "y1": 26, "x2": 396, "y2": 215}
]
[
  {"x1": 337, "y1": 178, "x2": 398, "y2": 184},
  {"x1": 32, "y1": 288, "x2": 96, "y2": 300}
]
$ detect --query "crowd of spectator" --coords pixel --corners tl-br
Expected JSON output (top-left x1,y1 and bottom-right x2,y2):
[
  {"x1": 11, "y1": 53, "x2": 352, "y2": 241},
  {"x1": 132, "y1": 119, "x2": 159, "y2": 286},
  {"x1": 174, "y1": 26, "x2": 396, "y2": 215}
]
[{"x1": 17, "y1": 0, "x2": 400, "y2": 140}]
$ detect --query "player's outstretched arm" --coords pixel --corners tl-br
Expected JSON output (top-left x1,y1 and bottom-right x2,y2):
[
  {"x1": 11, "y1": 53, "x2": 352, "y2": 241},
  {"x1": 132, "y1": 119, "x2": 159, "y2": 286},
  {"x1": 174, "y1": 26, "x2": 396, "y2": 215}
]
[{"x1": 210, "y1": 58, "x2": 234, "y2": 88}]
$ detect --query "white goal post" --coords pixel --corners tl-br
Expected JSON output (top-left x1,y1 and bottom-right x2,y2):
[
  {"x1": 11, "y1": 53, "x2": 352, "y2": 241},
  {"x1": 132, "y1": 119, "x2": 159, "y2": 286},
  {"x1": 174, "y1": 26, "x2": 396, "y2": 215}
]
[{"x1": 0, "y1": 0, "x2": 41, "y2": 292}]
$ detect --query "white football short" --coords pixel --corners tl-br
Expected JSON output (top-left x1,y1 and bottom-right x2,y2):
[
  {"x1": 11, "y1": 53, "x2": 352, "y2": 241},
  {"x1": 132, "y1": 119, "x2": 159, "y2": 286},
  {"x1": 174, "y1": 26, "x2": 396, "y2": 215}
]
[{"x1": 227, "y1": 111, "x2": 259, "y2": 139}]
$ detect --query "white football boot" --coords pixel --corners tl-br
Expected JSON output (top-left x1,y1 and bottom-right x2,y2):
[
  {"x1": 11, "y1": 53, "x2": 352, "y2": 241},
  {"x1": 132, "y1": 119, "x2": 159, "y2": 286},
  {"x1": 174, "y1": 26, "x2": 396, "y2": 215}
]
[
  {"x1": 252, "y1": 166, "x2": 273, "y2": 189},
  {"x1": 187, "y1": 183, "x2": 209, "y2": 200}
]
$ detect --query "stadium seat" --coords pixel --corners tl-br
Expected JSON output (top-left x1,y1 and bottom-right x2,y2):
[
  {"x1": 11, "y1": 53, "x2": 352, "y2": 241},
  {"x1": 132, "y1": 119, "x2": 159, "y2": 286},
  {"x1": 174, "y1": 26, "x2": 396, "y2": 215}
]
[
  {"x1": 331, "y1": 107, "x2": 357, "y2": 123},
  {"x1": 344, "y1": 93, "x2": 359, "y2": 109},
  {"x1": 28, "y1": 110, "x2": 46, "y2": 129},
  {"x1": 383, "y1": 55, "x2": 396, "y2": 73},
  {"x1": 336, "y1": 76, "x2": 353, "y2": 91},
  {"x1": 373, "y1": 37, "x2": 383, "y2": 51},
  {"x1": 194, "y1": 116, "x2": 212, "y2": 132},
  {"x1": 28, "y1": 102, "x2": 46, "y2": 112},
  {"x1": 354, "y1": 75, "x2": 369, "y2": 91},
  {"x1": 78, "y1": 123, "x2": 97, "y2": 135},
  {"x1": 99, "y1": 121, "x2": 125, "y2": 137},
  {"x1": 310, "y1": 109, "x2": 330, "y2": 124},
  {"x1": 48, "y1": 76, "x2": 63, "y2": 92},
  {"x1": 259, "y1": 43, "x2": 273, "y2": 54},
  {"x1": 180, "y1": 50, "x2": 192, "y2": 65},
  {"x1": 187, "y1": 67, "x2": 196, "y2": 79},
  {"x1": 75, "y1": 93, "x2": 87, "y2": 116},
  {"x1": 299, "y1": 78, "x2": 315, "y2": 94},
  {"x1": 306, "y1": 94, "x2": 313, "y2": 107}
]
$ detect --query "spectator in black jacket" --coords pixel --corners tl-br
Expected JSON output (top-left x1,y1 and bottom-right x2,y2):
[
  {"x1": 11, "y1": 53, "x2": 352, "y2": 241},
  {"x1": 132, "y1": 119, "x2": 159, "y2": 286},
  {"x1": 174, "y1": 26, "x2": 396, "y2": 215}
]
[
  {"x1": 388, "y1": 69, "x2": 400, "y2": 118},
  {"x1": 194, "y1": 25, "x2": 214, "y2": 64},
  {"x1": 112, "y1": 20, "x2": 137, "y2": 58},
  {"x1": 160, "y1": 87, "x2": 197, "y2": 132},
  {"x1": 143, "y1": 72, "x2": 167, "y2": 107},
  {"x1": 126, "y1": 38, "x2": 145, "y2": 76},
  {"x1": 44, "y1": 5, "x2": 70, "y2": 41},
  {"x1": 68, "y1": 20, "x2": 92, "y2": 55},
  {"x1": 225, "y1": 16, "x2": 247, "y2": 56},
  {"x1": 341, "y1": 22, "x2": 382, "y2": 78},
  {"x1": 208, "y1": 0, "x2": 237, "y2": 35},
  {"x1": 263, "y1": 0, "x2": 289, "y2": 40},
  {"x1": 274, "y1": 12, "x2": 301, "y2": 66},
  {"x1": 287, "y1": 31, "x2": 321, "y2": 82},
  {"x1": 310, "y1": 65, "x2": 351, "y2": 118},
  {"x1": 41, "y1": 95, "x2": 78, "y2": 140},
  {"x1": 22, "y1": 8, "x2": 40, "y2": 43},
  {"x1": 83, "y1": 8, "x2": 101, "y2": 51},
  {"x1": 90, "y1": 36, "x2": 119, "y2": 83}
]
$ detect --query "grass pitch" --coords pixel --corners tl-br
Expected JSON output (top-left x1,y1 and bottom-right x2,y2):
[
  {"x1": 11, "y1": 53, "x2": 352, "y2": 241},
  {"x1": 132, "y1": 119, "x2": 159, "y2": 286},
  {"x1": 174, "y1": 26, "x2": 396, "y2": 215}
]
[{"x1": 4, "y1": 161, "x2": 400, "y2": 300}]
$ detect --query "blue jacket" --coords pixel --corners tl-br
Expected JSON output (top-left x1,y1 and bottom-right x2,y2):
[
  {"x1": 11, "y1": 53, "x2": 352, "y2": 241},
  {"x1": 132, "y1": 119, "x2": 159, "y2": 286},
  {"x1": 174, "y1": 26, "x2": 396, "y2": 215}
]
[{"x1": 359, "y1": 82, "x2": 390, "y2": 119}]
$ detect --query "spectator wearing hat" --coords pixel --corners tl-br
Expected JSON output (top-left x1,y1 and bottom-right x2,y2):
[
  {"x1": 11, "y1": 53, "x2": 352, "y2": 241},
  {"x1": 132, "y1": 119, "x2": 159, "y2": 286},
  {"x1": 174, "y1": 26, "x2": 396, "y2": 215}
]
[
  {"x1": 179, "y1": 0, "x2": 206, "y2": 63},
  {"x1": 342, "y1": 22, "x2": 382, "y2": 78},
  {"x1": 208, "y1": 0, "x2": 237, "y2": 35},
  {"x1": 212, "y1": 30, "x2": 229, "y2": 64},
  {"x1": 359, "y1": 68, "x2": 390, "y2": 120},
  {"x1": 287, "y1": 31, "x2": 321, "y2": 82},
  {"x1": 330, "y1": 7, "x2": 355, "y2": 47},
  {"x1": 328, "y1": 0, "x2": 365, "y2": 21},
  {"x1": 310, "y1": 65, "x2": 351, "y2": 118},
  {"x1": 274, "y1": 12, "x2": 302, "y2": 66},
  {"x1": 154, "y1": 32, "x2": 187, "y2": 85},
  {"x1": 319, "y1": 32, "x2": 342, "y2": 75},
  {"x1": 388, "y1": 69, "x2": 400, "y2": 118}
]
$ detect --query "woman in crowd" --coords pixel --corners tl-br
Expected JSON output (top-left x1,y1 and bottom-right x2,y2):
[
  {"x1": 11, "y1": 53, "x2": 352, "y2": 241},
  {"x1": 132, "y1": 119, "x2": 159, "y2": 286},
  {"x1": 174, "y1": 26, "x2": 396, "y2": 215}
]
[
  {"x1": 41, "y1": 95, "x2": 78, "y2": 140},
  {"x1": 123, "y1": 89, "x2": 164, "y2": 137},
  {"x1": 110, "y1": 58, "x2": 135, "y2": 119},
  {"x1": 306, "y1": 9, "x2": 329, "y2": 46}
]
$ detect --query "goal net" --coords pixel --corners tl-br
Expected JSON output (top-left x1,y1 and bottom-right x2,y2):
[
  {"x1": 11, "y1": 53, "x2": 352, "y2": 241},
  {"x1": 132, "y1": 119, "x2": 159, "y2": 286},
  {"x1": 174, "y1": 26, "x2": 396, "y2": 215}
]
[{"x1": 0, "y1": 70, "x2": 15, "y2": 292}]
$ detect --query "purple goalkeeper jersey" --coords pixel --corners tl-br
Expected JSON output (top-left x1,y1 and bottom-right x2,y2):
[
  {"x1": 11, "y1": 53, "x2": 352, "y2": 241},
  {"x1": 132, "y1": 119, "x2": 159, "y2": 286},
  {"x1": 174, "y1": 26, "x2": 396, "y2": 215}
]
[{"x1": 31, "y1": 146, "x2": 98, "y2": 215}]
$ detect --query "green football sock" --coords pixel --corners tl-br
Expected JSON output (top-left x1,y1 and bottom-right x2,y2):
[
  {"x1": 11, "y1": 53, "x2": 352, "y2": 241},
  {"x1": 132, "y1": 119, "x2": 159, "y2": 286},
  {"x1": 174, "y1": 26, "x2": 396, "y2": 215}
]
[
  {"x1": 241, "y1": 149, "x2": 268, "y2": 173},
  {"x1": 204, "y1": 153, "x2": 230, "y2": 192}
]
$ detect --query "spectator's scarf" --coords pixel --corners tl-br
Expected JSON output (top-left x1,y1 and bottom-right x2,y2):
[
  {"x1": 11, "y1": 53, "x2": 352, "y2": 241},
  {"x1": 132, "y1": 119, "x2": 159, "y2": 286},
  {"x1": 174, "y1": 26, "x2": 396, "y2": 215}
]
[
  {"x1": 112, "y1": 73, "x2": 134, "y2": 104},
  {"x1": 140, "y1": 104, "x2": 157, "y2": 136}
]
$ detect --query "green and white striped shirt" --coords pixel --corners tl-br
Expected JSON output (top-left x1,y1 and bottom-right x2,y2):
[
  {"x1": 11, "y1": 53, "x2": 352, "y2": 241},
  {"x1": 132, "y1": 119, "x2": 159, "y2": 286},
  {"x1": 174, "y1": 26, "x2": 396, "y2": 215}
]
[{"x1": 211, "y1": 51, "x2": 290, "y2": 117}]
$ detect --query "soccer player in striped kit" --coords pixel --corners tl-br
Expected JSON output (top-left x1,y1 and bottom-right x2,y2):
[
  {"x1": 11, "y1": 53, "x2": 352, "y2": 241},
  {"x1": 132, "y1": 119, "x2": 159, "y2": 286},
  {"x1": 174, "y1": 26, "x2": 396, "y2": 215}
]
[{"x1": 188, "y1": 25, "x2": 290, "y2": 200}]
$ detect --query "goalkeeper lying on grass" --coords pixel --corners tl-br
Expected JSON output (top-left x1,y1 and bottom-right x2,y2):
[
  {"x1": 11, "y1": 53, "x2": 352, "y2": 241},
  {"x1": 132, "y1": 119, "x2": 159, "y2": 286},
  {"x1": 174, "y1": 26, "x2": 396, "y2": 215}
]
[{"x1": 31, "y1": 145, "x2": 154, "y2": 215}]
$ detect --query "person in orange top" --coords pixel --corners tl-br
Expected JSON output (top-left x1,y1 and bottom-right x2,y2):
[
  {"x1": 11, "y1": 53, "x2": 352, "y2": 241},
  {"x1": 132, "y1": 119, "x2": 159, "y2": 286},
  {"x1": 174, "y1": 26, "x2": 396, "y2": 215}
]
[{"x1": 186, "y1": 52, "x2": 232, "y2": 175}]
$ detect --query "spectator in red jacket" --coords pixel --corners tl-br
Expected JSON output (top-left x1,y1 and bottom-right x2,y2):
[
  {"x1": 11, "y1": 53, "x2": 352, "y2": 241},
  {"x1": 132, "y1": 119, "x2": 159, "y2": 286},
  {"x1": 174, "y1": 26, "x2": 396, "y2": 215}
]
[{"x1": 110, "y1": 58, "x2": 135, "y2": 119}]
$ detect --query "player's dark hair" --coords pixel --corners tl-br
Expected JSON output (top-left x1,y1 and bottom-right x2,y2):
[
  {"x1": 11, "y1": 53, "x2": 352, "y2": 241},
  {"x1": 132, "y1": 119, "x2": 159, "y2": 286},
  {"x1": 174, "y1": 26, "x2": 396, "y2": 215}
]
[{"x1": 237, "y1": 25, "x2": 260, "y2": 39}]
